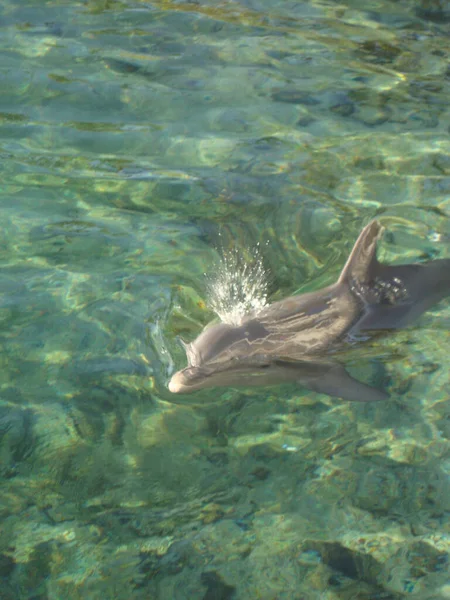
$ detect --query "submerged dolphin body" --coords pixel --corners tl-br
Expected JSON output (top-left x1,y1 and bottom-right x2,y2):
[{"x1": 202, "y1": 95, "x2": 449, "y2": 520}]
[{"x1": 169, "y1": 221, "x2": 450, "y2": 401}]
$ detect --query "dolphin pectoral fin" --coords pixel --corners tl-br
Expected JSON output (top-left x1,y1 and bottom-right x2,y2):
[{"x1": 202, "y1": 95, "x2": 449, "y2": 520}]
[
  {"x1": 274, "y1": 359, "x2": 388, "y2": 402},
  {"x1": 303, "y1": 369, "x2": 388, "y2": 402},
  {"x1": 353, "y1": 303, "x2": 416, "y2": 331}
]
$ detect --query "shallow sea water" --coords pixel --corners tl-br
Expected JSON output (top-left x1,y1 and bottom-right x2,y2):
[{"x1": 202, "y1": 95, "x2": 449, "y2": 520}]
[{"x1": 0, "y1": 0, "x2": 449, "y2": 598}]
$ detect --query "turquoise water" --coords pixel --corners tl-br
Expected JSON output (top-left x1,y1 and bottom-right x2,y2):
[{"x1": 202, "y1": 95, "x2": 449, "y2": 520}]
[{"x1": 0, "y1": 0, "x2": 449, "y2": 598}]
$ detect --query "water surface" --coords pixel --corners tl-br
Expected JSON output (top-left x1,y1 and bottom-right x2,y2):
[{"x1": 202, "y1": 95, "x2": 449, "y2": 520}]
[{"x1": 0, "y1": 0, "x2": 449, "y2": 598}]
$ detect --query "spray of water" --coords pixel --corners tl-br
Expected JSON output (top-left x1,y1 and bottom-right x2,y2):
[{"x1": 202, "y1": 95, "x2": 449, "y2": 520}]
[{"x1": 205, "y1": 242, "x2": 269, "y2": 326}]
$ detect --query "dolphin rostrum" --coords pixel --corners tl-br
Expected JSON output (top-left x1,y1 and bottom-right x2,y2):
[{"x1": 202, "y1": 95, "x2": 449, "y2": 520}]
[{"x1": 168, "y1": 220, "x2": 450, "y2": 401}]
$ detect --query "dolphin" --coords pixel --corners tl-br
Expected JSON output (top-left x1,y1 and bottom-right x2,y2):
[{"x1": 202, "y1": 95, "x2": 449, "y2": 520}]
[{"x1": 168, "y1": 220, "x2": 450, "y2": 401}]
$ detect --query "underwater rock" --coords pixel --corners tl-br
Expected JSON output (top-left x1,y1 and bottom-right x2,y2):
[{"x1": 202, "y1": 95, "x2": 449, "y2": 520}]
[
  {"x1": 353, "y1": 155, "x2": 386, "y2": 171},
  {"x1": 328, "y1": 91, "x2": 356, "y2": 117},
  {"x1": 296, "y1": 114, "x2": 316, "y2": 127},
  {"x1": 271, "y1": 89, "x2": 320, "y2": 105},
  {"x1": 200, "y1": 503, "x2": 226, "y2": 525},
  {"x1": 0, "y1": 553, "x2": 16, "y2": 578},
  {"x1": 354, "y1": 467, "x2": 401, "y2": 513},
  {"x1": 359, "y1": 105, "x2": 392, "y2": 127},
  {"x1": 416, "y1": 0, "x2": 450, "y2": 21},
  {"x1": 357, "y1": 40, "x2": 403, "y2": 64},
  {"x1": 330, "y1": 100, "x2": 355, "y2": 117},
  {"x1": 300, "y1": 539, "x2": 382, "y2": 584},
  {"x1": 0, "y1": 405, "x2": 34, "y2": 476},
  {"x1": 381, "y1": 537, "x2": 449, "y2": 595},
  {"x1": 104, "y1": 58, "x2": 141, "y2": 74},
  {"x1": 201, "y1": 571, "x2": 236, "y2": 600},
  {"x1": 407, "y1": 540, "x2": 448, "y2": 577}
]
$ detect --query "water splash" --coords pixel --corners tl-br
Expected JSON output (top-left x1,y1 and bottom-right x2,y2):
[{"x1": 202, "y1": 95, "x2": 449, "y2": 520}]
[{"x1": 205, "y1": 242, "x2": 269, "y2": 326}]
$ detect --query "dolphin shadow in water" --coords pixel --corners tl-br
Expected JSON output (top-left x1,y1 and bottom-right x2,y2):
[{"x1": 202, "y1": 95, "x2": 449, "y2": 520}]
[{"x1": 169, "y1": 221, "x2": 450, "y2": 402}]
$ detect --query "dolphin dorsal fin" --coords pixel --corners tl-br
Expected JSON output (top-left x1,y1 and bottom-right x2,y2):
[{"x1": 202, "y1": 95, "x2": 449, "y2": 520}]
[{"x1": 338, "y1": 220, "x2": 383, "y2": 286}]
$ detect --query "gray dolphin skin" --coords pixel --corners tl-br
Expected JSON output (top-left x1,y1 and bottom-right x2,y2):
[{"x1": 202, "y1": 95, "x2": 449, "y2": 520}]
[{"x1": 168, "y1": 221, "x2": 450, "y2": 401}]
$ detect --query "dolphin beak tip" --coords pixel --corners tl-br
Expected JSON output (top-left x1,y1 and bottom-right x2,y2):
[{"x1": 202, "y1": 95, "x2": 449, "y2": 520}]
[
  {"x1": 168, "y1": 378, "x2": 180, "y2": 393},
  {"x1": 168, "y1": 372, "x2": 184, "y2": 393}
]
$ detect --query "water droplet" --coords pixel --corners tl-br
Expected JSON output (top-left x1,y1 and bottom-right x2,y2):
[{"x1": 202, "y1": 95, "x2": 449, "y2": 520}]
[{"x1": 205, "y1": 244, "x2": 269, "y2": 325}]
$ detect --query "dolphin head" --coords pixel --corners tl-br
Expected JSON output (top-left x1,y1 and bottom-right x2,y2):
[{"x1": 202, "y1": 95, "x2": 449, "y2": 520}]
[
  {"x1": 184, "y1": 319, "x2": 271, "y2": 366},
  {"x1": 169, "y1": 319, "x2": 272, "y2": 393},
  {"x1": 168, "y1": 359, "x2": 273, "y2": 393}
]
